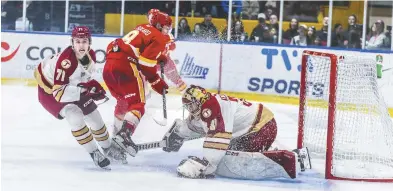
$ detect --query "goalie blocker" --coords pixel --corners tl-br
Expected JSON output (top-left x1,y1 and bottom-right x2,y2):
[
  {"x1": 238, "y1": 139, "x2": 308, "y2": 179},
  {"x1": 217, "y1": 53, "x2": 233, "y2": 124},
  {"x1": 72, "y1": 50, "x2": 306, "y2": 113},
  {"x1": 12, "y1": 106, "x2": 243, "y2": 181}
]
[{"x1": 162, "y1": 85, "x2": 312, "y2": 180}]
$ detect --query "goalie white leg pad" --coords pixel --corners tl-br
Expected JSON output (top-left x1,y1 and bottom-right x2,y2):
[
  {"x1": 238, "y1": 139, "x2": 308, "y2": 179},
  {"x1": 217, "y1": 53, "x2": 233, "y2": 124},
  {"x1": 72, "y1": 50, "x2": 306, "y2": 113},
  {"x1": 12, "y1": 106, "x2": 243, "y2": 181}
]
[{"x1": 215, "y1": 150, "x2": 291, "y2": 180}]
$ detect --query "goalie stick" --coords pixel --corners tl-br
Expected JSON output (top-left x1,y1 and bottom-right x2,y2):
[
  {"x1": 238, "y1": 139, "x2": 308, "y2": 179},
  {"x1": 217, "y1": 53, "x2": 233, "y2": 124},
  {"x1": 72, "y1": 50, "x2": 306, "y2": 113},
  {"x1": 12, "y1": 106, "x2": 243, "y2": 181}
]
[{"x1": 136, "y1": 135, "x2": 205, "y2": 151}]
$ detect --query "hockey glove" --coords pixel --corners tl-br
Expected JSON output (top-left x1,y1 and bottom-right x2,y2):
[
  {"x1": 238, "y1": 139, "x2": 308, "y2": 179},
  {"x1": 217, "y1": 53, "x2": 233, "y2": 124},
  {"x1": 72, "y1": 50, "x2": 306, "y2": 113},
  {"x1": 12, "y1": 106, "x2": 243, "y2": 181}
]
[
  {"x1": 177, "y1": 156, "x2": 216, "y2": 179},
  {"x1": 148, "y1": 76, "x2": 168, "y2": 95},
  {"x1": 78, "y1": 80, "x2": 106, "y2": 101}
]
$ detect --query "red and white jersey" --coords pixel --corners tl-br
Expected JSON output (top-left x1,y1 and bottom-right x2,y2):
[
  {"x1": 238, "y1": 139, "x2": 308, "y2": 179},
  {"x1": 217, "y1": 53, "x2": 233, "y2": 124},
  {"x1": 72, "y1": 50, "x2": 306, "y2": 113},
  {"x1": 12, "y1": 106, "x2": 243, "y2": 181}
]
[
  {"x1": 188, "y1": 93, "x2": 275, "y2": 166},
  {"x1": 34, "y1": 46, "x2": 96, "y2": 103}
]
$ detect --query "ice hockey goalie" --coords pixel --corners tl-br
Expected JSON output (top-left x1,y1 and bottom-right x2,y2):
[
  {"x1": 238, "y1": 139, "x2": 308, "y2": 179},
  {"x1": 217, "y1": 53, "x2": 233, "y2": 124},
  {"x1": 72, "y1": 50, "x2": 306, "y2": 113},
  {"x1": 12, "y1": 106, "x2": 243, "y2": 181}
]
[{"x1": 162, "y1": 85, "x2": 311, "y2": 180}]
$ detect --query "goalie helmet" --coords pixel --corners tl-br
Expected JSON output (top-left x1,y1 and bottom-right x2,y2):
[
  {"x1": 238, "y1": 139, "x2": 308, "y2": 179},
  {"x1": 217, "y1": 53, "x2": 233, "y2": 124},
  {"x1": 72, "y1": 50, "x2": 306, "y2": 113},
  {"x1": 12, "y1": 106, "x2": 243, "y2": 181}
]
[{"x1": 182, "y1": 85, "x2": 210, "y2": 118}]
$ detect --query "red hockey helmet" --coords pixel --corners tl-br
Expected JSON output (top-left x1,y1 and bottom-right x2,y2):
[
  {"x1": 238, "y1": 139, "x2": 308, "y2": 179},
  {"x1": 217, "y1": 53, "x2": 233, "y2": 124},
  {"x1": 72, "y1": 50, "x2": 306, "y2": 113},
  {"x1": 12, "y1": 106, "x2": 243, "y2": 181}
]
[
  {"x1": 182, "y1": 85, "x2": 210, "y2": 117},
  {"x1": 149, "y1": 12, "x2": 172, "y2": 30},
  {"x1": 147, "y1": 9, "x2": 160, "y2": 25},
  {"x1": 71, "y1": 26, "x2": 92, "y2": 44},
  {"x1": 157, "y1": 12, "x2": 173, "y2": 28}
]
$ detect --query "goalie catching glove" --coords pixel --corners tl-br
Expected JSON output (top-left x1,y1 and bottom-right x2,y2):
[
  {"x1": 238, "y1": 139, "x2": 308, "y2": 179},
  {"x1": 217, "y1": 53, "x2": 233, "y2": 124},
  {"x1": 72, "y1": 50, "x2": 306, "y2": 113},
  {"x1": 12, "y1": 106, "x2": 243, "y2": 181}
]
[{"x1": 177, "y1": 156, "x2": 216, "y2": 179}]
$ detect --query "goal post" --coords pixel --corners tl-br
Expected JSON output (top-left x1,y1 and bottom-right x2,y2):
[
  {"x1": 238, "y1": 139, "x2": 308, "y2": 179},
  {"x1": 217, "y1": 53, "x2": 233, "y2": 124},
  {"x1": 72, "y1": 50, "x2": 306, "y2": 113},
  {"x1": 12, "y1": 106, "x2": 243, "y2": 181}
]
[{"x1": 297, "y1": 50, "x2": 393, "y2": 182}]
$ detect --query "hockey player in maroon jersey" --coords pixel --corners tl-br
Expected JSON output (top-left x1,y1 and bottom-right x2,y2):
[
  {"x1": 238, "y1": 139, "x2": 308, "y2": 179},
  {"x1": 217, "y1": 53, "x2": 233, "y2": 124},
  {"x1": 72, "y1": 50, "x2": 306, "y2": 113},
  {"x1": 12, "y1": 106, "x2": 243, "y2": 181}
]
[
  {"x1": 103, "y1": 11, "x2": 172, "y2": 157},
  {"x1": 162, "y1": 85, "x2": 311, "y2": 179},
  {"x1": 34, "y1": 26, "x2": 125, "y2": 169}
]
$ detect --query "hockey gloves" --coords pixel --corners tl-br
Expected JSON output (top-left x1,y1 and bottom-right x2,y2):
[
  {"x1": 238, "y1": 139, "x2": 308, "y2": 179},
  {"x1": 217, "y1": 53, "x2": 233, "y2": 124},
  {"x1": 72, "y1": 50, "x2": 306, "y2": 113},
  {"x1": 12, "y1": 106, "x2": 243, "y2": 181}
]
[
  {"x1": 177, "y1": 156, "x2": 216, "y2": 179},
  {"x1": 78, "y1": 79, "x2": 106, "y2": 101},
  {"x1": 148, "y1": 76, "x2": 168, "y2": 95}
]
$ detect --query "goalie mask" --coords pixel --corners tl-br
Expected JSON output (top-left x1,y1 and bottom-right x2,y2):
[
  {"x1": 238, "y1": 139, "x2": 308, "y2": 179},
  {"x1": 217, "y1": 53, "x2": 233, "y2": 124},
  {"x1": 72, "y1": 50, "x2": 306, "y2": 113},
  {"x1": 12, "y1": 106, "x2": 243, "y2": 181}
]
[{"x1": 182, "y1": 85, "x2": 210, "y2": 118}]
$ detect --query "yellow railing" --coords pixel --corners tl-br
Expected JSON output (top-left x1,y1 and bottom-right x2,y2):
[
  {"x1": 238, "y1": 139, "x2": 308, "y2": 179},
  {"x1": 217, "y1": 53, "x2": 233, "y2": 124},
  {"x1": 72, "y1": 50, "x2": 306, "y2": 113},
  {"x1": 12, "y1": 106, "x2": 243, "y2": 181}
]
[{"x1": 104, "y1": 13, "x2": 323, "y2": 37}]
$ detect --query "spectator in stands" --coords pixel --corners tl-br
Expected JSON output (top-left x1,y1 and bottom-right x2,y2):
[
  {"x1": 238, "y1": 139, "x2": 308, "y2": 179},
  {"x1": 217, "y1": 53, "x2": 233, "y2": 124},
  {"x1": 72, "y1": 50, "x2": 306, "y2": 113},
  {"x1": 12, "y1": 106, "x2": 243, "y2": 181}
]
[
  {"x1": 269, "y1": 14, "x2": 279, "y2": 31},
  {"x1": 307, "y1": 26, "x2": 317, "y2": 45},
  {"x1": 290, "y1": 24, "x2": 310, "y2": 46},
  {"x1": 283, "y1": 18, "x2": 299, "y2": 44},
  {"x1": 199, "y1": 13, "x2": 218, "y2": 40},
  {"x1": 344, "y1": 14, "x2": 361, "y2": 46},
  {"x1": 366, "y1": 20, "x2": 389, "y2": 50},
  {"x1": 230, "y1": 20, "x2": 248, "y2": 42},
  {"x1": 191, "y1": 23, "x2": 204, "y2": 40},
  {"x1": 314, "y1": 36, "x2": 322, "y2": 46},
  {"x1": 316, "y1": 17, "x2": 329, "y2": 46},
  {"x1": 366, "y1": 23, "x2": 377, "y2": 41},
  {"x1": 241, "y1": 0, "x2": 259, "y2": 20},
  {"x1": 177, "y1": 18, "x2": 191, "y2": 39},
  {"x1": 249, "y1": 13, "x2": 270, "y2": 42},
  {"x1": 347, "y1": 14, "x2": 358, "y2": 32},
  {"x1": 331, "y1": 23, "x2": 345, "y2": 48},
  {"x1": 347, "y1": 29, "x2": 361, "y2": 49},
  {"x1": 267, "y1": 14, "x2": 279, "y2": 44}
]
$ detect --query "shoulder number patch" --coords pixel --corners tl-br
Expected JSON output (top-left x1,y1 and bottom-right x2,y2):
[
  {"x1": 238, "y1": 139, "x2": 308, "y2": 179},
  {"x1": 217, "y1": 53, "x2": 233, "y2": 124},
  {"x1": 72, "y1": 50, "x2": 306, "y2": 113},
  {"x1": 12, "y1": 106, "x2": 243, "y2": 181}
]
[
  {"x1": 61, "y1": 59, "x2": 71, "y2": 69},
  {"x1": 202, "y1": 108, "x2": 212, "y2": 118}
]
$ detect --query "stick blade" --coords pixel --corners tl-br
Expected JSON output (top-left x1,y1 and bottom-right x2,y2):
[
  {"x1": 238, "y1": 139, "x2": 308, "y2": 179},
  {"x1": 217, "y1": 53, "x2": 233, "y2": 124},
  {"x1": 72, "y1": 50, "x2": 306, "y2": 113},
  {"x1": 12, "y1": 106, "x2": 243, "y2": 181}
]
[{"x1": 153, "y1": 115, "x2": 167, "y2": 126}]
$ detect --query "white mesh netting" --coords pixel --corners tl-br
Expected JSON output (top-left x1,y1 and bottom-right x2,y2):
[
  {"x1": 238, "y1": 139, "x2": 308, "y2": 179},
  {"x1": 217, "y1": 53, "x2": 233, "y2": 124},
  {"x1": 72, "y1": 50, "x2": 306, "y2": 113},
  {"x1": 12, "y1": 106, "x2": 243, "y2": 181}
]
[{"x1": 301, "y1": 53, "x2": 393, "y2": 180}]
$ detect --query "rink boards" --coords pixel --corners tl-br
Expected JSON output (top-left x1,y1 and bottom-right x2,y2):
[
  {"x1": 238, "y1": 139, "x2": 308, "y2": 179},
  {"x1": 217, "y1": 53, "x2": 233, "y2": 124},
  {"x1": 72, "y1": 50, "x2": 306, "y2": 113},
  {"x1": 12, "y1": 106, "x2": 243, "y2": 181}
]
[{"x1": 2, "y1": 31, "x2": 393, "y2": 116}]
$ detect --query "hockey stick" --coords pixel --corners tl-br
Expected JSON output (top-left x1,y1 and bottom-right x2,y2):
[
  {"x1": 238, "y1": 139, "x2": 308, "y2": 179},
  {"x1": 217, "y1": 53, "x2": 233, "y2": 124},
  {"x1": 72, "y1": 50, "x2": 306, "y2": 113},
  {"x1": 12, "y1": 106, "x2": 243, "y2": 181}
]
[
  {"x1": 96, "y1": 96, "x2": 110, "y2": 105},
  {"x1": 137, "y1": 135, "x2": 205, "y2": 151},
  {"x1": 153, "y1": 61, "x2": 168, "y2": 126}
]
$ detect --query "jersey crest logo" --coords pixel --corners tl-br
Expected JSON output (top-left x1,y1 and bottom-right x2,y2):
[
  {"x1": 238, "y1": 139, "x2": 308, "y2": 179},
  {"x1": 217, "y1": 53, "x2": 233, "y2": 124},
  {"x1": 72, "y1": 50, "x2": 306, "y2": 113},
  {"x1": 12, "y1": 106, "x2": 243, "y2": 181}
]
[
  {"x1": 61, "y1": 59, "x2": 71, "y2": 69},
  {"x1": 202, "y1": 108, "x2": 211, "y2": 118}
]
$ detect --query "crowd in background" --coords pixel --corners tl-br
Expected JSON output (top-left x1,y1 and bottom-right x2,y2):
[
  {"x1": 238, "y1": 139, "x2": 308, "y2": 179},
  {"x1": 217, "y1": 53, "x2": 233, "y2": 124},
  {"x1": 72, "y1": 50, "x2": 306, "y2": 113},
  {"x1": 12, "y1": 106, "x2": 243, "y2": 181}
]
[{"x1": 1, "y1": 0, "x2": 392, "y2": 50}]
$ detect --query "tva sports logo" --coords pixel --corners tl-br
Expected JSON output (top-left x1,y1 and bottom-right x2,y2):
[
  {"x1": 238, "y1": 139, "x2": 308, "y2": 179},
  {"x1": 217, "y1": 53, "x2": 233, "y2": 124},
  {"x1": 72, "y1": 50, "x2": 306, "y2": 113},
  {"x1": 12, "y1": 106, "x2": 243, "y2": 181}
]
[
  {"x1": 1, "y1": 42, "x2": 21, "y2": 62},
  {"x1": 179, "y1": 53, "x2": 209, "y2": 79}
]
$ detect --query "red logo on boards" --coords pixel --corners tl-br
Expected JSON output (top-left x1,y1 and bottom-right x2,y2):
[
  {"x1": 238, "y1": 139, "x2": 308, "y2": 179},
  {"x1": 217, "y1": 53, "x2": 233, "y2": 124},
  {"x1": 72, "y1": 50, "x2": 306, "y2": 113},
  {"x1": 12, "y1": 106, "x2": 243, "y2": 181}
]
[{"x1": 1, "y1": 42, "x2": 21, "y2": 62}]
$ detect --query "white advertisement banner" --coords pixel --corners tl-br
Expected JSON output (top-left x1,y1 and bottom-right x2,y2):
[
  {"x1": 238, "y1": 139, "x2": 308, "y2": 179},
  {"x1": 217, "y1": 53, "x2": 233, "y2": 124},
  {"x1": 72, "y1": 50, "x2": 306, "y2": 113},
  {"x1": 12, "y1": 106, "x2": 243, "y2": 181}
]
[
  {"x1": 1, "y1": 32, "x2": 113, "y2": 82},
  {"x1": 170, "y1": 41, "x2": 220, "y2": 90},
  {"x1": 221, "y1": 44, "x2": 392, "y2": 103},
  {"x1": 2, "y1": 32, "x2": 392, "y2": 107}
]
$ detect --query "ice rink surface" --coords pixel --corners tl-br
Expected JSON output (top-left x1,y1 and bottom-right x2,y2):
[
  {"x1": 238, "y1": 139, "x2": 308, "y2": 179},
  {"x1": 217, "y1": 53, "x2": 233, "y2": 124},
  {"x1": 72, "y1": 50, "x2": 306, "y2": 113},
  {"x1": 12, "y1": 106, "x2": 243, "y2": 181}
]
[{"x1": 2, "y1": 85, "x2": 393, "y2": 191}]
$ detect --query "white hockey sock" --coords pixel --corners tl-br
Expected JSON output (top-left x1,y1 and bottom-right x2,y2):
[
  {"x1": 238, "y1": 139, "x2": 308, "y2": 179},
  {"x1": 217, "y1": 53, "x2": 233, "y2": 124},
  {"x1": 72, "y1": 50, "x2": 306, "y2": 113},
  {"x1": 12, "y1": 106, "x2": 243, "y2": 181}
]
[{"x1": 84, "y1": 110, "x2": 111, "y2": 149}]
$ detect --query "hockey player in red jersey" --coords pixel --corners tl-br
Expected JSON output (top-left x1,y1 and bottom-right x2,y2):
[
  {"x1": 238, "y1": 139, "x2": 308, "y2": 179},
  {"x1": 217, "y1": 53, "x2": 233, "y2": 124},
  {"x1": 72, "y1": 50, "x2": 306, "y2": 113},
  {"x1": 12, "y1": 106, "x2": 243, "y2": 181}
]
[
  {"x1": 103, "y1": 11, "x2": 172, "y2": 156},
  {"x1": 162, "y1": 85, "x2": 311, "y2": 179},
  {"x1": 34, "y1": 26, "x2": 125, "y2": 169},
  {"x1": 147, "y1": 9, "x2": 187, "y2": 93}
]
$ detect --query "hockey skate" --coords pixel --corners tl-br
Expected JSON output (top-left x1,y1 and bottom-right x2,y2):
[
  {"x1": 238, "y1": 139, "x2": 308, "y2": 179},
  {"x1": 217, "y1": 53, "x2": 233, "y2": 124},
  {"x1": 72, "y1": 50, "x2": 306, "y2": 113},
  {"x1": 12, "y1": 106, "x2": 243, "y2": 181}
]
[
  {"x1": 90, "y1": 149, "x2": 111, "y2": 170},
  {"x1": 112, "y1": 121, "x2": 138, "y2": 157},
  {"x1": 103, "y1": 142, "x2": 128, "y2": 164},
  {"x1": 293, "y1": 147, "x2": 312, "y2": 171}
]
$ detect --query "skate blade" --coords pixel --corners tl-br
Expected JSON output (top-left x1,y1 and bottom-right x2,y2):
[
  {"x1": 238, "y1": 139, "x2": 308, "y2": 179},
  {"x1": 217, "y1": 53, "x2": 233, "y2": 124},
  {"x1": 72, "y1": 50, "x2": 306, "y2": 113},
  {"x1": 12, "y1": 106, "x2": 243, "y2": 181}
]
[{"x1": 112, "y1": 137, "x2": 137, "y2": 157}]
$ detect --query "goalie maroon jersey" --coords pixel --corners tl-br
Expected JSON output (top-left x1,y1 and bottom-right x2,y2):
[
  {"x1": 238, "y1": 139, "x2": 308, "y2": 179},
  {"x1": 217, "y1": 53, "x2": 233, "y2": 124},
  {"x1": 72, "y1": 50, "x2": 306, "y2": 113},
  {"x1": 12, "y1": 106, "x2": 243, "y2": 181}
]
[{"x1": 196, "y1": 93, "x2": 277, "y2": 167}]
